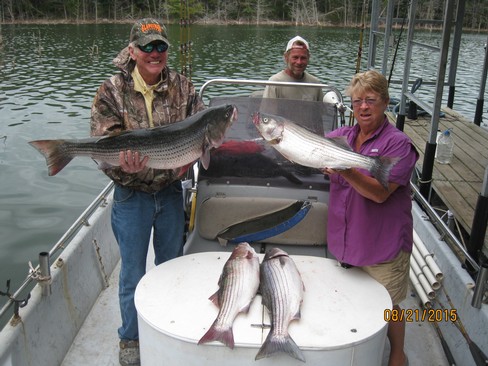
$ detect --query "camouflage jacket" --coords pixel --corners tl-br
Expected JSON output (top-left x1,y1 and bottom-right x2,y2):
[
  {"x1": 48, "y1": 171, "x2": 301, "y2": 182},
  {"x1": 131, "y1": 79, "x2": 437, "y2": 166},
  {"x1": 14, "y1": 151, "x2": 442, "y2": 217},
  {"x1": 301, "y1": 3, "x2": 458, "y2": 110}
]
[{"x1": 90, "y1": 47, "x2": 205, "y2": 193}]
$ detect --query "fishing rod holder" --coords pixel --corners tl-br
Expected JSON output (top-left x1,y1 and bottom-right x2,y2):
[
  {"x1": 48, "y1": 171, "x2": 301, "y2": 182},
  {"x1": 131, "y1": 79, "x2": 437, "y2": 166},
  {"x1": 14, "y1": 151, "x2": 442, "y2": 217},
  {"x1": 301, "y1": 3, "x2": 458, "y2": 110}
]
[
  {"x1": 28, "y1": 252, "x2": 52, "y2": 297},
  {"x1": 471, "y1": 261, "x2": 488, "y2": 309},
  {"x1": 39, "y1": 252, "x2": 52, "y2": 296}
]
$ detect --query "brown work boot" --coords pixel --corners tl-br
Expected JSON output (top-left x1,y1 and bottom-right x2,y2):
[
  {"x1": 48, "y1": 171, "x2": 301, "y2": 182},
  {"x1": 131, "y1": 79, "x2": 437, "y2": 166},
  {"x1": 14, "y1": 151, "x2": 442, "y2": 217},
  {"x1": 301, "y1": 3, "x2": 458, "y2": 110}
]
[{"x1": 119, "y1": 340, "x2": 140, "y2": 366}]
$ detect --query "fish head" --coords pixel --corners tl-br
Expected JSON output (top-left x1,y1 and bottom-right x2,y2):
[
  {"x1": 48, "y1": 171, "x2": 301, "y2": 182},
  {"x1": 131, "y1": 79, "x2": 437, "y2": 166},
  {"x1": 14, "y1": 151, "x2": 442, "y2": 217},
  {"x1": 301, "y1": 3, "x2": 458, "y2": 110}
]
[
  {"x1": 205, "y1": 104, "x2": 238, "y2": 148},
  {"x1": 229, "y1": 242, "x2": 258, "y2": 261},
  {"x1": 262, "y1": 247, "x2": 289, "y2": 262},
  {"x1": 252, "y1": 112, "x2": 285, "y2": 143}
]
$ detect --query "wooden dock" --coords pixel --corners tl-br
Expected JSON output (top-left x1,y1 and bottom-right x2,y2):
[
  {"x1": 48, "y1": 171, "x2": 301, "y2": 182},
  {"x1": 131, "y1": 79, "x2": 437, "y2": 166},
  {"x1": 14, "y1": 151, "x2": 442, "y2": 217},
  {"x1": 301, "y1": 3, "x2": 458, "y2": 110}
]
[{"x1": 391, "y1": 108, "x2": 488, "y2": 256}]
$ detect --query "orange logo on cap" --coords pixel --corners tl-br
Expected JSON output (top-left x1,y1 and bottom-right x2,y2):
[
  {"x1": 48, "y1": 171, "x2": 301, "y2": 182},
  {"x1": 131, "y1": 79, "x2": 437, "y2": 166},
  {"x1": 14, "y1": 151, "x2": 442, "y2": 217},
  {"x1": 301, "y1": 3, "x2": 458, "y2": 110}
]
[{"x1": 141, "y1": 23, "x2": 162, "y2": 33}]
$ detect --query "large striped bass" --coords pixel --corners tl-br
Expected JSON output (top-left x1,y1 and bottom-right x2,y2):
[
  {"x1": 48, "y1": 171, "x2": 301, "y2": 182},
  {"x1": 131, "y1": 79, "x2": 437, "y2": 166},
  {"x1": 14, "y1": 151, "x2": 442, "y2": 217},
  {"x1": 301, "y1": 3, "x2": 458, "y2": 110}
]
[
  {"x1": 252, "y1": 111, "x2": 398, "y2": 189},
  {"x1": 198, "y1": 242, "x2": 260, "y2": 349},
  {"x1": 29, "y1": 104, "x2": 237, "y2": 176},
  {"x1": 256, "y1": 248, "x2": 305, "y2": 362}
]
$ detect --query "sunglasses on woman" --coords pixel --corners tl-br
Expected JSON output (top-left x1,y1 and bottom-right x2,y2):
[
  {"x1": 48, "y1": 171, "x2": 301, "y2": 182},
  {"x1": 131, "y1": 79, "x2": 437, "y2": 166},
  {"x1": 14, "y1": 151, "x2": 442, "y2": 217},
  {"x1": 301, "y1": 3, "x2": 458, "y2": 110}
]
[{"x1": 138, "y1": 42, "x2": 169, "y2": 53}]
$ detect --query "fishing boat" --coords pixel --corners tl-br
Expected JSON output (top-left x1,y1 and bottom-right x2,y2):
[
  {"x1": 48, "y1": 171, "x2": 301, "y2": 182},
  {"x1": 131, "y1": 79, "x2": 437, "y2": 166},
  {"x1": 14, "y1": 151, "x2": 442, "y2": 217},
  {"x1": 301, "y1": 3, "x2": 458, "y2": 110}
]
[{"x1": 1, "y1": 0, "x2": 487, "y2": 365}]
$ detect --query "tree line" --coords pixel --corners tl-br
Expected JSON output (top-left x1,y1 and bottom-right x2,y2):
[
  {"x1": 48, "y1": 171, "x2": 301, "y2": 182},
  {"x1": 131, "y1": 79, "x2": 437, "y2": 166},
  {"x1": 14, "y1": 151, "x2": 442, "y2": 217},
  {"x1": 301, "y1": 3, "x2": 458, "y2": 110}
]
[{"x1": 0, "y1": 0, "x2": 487, "y2": 31}]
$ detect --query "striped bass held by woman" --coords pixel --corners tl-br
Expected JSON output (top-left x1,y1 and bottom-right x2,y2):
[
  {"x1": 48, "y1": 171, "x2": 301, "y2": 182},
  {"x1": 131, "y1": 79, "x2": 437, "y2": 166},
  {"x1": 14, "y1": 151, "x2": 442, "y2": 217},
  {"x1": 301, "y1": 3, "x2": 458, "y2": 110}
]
[
  {"x1": 29, "y1": 104, "x2": 237, "y2": 176},
  {"x1": 252, "y1": 111, "x2": 398, "y2": 189}
]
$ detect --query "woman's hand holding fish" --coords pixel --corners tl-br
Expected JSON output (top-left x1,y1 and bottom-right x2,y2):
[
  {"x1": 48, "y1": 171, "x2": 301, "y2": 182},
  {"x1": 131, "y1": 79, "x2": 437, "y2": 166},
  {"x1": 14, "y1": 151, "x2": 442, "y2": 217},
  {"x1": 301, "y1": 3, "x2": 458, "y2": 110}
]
[
  {"x1": 119, "y1": 150, "x2": 149, "y2": 173},
  {"x1": 322, "y1": 167, "x2": 337, "y2": 175},
  {"x1": 322, "y1": 167, "x2": 351, "y2": 176}
]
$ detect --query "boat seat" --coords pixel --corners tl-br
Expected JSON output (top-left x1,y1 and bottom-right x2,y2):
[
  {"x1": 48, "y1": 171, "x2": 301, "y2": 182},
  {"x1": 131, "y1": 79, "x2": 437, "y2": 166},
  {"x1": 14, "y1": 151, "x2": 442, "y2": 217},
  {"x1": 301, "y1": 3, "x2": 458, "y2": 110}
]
[{"x1": 197, "y1": 196, "x2": 327, "y2": 245}]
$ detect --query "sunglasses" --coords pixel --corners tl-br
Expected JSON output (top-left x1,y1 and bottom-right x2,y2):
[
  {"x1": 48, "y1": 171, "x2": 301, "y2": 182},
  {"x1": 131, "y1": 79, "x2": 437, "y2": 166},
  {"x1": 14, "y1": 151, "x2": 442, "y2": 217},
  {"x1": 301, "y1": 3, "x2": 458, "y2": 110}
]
[
  {"x1": 138, "y1": 42, "x2": 169, "y2": 53},
  {"x1": 351, "y1": 98, "x2": 379, "y2": 107}
]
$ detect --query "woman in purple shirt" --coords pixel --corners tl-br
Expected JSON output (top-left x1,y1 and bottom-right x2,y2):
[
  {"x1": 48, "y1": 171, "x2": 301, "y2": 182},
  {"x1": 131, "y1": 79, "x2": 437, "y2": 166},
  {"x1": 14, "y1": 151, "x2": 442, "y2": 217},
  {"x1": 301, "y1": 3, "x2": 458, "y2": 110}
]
[{"x1": 324, "y1": 70, "x2": 418, "y2": 366}]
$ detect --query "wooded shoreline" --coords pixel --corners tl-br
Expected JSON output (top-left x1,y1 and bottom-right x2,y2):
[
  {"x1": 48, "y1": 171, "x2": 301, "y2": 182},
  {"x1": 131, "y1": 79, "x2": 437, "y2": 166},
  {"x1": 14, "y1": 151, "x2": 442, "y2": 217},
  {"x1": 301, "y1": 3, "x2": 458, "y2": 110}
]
[{"x1": 1, "y1": 19, "x2": 486, "y2": 34}]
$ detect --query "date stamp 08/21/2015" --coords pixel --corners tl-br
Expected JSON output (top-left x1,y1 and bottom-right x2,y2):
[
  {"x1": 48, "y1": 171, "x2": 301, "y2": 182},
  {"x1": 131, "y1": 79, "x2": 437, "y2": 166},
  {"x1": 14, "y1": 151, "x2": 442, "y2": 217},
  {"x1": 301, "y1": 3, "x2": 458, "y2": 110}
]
[{"x1": 384, "y1": 308, "x2": 458, "y2": 322}]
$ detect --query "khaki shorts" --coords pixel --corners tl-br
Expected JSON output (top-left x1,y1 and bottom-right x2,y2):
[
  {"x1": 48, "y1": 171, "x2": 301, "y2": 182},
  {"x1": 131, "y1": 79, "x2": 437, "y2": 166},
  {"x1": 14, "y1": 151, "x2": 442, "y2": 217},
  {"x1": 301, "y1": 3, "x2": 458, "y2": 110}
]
[{"x1": 361, "y1": 250, "x2": 411, "y2": 306}]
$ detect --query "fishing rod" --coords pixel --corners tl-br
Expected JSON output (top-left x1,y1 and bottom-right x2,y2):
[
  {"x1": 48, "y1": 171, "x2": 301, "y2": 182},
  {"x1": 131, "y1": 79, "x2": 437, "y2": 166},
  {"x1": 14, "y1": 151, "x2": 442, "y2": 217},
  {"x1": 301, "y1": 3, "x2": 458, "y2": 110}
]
[
  {"x1": 424, "y1": 302, "x2": 457, "y2": 365},
  {"x1": 387, "y1": 8, "x2": 407, "y2": 87},
  {"x1": 179, "y1": 0, "x2": 192, "y2": 80},
  {"x1": 354, "y1": 0, "x2": 366, "y2": 76},
  {"x1": 440, "y1": 287, "x2": 488, "y2": 366},
  {"x1": 348, "y1": 0, "x2": 369, "y2": 126}
]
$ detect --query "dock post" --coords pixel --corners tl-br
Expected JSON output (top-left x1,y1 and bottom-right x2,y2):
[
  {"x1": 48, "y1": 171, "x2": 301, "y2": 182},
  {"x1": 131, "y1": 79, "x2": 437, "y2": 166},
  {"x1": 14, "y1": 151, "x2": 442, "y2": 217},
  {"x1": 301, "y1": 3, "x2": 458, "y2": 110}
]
[
  {"x1": 474, "y1": 37, "x2": 488, "y2": 126},
  {"x1": 396, "y1": 114, "x2": 405, "y2": 131},
  {"x1": 467, "y1": 166, "x2": 488, "y2": 262},
  {"x1": 418, "y1": 142, "x2": 436, "y2": 199}
]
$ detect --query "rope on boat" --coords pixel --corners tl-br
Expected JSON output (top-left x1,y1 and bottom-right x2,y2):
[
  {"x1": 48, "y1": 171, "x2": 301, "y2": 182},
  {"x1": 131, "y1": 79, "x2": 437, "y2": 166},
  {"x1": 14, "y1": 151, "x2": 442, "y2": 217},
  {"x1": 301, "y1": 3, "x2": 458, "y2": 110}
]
[
  {"x1": 417, "y1": 177, "x2": 433, "y2": 184},
  {"x1": 93, "y1": 239, "x2": 109, "y2": 288},
  {"x1": 28, "y1": 261, "x2": 52, "y2": 284},
  {"x1": 0, "y1": 279, "x2": 31, "y2": 325}
]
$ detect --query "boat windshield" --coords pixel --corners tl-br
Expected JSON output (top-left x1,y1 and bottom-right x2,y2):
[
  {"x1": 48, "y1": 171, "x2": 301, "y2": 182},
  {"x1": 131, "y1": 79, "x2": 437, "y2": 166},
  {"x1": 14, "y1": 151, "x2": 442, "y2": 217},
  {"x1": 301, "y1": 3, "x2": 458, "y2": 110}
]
[{"x1": 199, "y1": 96, "x2": 337, "y2": 189}]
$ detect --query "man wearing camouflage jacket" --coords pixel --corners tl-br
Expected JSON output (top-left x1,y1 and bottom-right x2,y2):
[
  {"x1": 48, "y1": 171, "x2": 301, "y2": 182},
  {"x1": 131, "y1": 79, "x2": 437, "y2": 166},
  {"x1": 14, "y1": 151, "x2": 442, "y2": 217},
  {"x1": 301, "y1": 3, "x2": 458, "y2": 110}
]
[{"x1": 90, "y1": 18, "x2": 205, "y2": 366}]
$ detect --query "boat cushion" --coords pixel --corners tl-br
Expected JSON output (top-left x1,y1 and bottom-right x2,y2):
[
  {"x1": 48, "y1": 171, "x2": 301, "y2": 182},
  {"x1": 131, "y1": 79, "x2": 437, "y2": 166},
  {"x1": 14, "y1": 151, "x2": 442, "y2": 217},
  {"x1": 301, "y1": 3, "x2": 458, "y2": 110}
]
[{"x1": 197, "y1": 197, "x2": 327, "y2": 245}]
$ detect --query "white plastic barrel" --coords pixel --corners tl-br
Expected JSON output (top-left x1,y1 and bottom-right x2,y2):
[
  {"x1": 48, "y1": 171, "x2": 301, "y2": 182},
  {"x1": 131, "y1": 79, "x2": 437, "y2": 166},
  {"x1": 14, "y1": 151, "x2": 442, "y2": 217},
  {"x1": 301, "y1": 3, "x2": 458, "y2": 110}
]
[{"x1": 135, "y1": 252, "x2": 391, "y2": 366}]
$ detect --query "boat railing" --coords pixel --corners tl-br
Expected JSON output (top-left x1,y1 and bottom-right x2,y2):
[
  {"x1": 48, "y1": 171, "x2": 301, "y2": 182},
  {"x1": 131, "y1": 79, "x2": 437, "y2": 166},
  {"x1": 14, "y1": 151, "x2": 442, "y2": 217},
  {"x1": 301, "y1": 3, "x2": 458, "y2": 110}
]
[
  {"x1": 0, "y1": 181, "x2": 115, "y2": 321},
  {"x1": 199, "y1": 78, "x2": 347, "y2": 113},
  {"x1": 410, "y1": 180, "x2": 480, "y2": 273}
]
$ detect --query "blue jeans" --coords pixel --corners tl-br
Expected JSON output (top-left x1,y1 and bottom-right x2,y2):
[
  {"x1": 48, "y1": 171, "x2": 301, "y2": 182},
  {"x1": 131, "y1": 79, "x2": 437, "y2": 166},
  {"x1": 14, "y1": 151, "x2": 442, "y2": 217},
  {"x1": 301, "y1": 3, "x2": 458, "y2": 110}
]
[{"x1": 112, "y1": 182, "x2": 184, "y2": 341}]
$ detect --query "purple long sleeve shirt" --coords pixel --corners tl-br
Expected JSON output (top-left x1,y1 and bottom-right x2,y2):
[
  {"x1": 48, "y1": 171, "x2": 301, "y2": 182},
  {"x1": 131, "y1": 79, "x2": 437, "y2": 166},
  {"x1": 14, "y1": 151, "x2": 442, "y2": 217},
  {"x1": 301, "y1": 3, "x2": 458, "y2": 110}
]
[{"x1": 326, "y1": 117, "x2": 419, "y2": 266}]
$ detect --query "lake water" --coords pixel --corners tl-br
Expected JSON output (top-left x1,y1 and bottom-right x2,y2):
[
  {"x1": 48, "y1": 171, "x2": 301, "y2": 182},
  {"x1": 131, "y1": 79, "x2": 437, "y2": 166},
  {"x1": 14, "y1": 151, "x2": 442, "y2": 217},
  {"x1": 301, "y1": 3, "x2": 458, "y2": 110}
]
[{"x1": 0, "y1": 23, "x2": 487, "y2": 307}]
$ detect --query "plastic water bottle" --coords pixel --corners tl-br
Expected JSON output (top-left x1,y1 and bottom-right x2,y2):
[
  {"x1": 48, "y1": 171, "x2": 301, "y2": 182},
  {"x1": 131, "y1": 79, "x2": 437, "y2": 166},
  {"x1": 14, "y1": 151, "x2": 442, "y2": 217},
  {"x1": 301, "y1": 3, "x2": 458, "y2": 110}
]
[
  {"x1": 436, "y1": 128, "x2": 454, "y2": 164},
  {"x1": 434, "y1": 129, "x2": 441, "y2": 159}
]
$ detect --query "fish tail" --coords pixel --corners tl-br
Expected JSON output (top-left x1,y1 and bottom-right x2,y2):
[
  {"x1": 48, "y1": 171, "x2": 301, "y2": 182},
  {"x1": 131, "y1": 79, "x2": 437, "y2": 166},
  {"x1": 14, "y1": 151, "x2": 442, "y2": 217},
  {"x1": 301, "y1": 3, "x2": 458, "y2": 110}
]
[
  {"x1": 198, "y1": 324, "x2": 235, "y2": 349},
  {"x1": 29, "y1": 140, "x2": 73, "y2": 176},
  {"x1": 255, "y1": 332, "x2": 305, "y2": 362},
  {"x1": 370, "y1": 156, "x2": 400, "y2": 189}
]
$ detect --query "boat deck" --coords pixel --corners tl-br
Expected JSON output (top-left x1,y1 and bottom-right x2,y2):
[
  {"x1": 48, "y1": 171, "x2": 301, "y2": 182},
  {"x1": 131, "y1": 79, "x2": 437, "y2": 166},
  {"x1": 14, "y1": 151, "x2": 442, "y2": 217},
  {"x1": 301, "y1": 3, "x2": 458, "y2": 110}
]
[{"x1": 391, "y1": 108, "x2": 488, "y2": 255}]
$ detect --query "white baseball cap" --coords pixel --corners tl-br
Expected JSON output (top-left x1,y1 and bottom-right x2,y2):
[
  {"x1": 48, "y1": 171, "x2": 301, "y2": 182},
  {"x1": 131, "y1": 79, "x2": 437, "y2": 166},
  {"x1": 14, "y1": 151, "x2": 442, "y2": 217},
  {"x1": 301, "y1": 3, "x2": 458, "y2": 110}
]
[{"x1": 285, "y1": 36, "x2": 309, "y2": 52}]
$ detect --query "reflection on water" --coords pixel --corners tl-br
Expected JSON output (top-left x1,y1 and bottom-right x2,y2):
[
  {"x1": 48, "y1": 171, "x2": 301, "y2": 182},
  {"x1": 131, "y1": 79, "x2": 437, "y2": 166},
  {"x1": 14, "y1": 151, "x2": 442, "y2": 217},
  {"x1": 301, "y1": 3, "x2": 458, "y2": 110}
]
[{"x1": 0, "y1": 23, "x2": 487, "y2": 304}]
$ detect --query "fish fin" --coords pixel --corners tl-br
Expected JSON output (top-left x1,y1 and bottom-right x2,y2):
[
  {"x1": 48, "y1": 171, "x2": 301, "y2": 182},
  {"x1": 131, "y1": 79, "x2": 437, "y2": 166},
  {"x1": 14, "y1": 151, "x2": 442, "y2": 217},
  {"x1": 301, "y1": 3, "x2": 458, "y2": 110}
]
[
  {"x1": 245, "y1": 248, "x2": 255, "y2": 260},
  {"x1": 370, "y1": 156, "x2": 401, "y2": 190},
  {"x1": 217, "y1": 237, "x2": 228, "y2": 246},
  {"x1": 198, "y1": 324, "x2": 235, "y2": 349},
  {"x1": 201, "y1": 148, "x2": 211, "y2": 170},
  {"x1": 29, "y1": 140, "x2": 73, "y2": 176},
  {"x1": 292, "y1": 308, "x2": 302, "y2": 321},
  {"x1": 278, "y1": 256, "x2": 288, "y2": 267},
  {"x1": 239, "y1": 301, "x2": 252, "y2": 314},
  {"x1": 327, "y1": 136, "x2": 353, "y2": 151},
  {"x1": 208, "y1": 291, "x2": 220, "y2": 307},
  {"x1": 255, "y1": 332, "x2": 305, "y2": 362}
]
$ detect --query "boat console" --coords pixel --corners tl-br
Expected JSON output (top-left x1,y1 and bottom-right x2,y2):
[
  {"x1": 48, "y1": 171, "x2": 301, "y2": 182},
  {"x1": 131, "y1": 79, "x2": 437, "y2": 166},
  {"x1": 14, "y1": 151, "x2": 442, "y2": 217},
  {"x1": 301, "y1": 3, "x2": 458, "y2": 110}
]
[{"x1": 183, "y1": 95, "x2": 336, "y2": 257}]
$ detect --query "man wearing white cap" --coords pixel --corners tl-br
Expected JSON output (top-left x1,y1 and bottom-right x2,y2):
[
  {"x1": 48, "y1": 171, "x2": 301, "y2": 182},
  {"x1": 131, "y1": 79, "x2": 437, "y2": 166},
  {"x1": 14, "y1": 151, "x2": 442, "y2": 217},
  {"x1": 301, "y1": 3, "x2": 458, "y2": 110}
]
[{"x1": 263, "y1": 35, "x2": 324, "y2": 101}]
